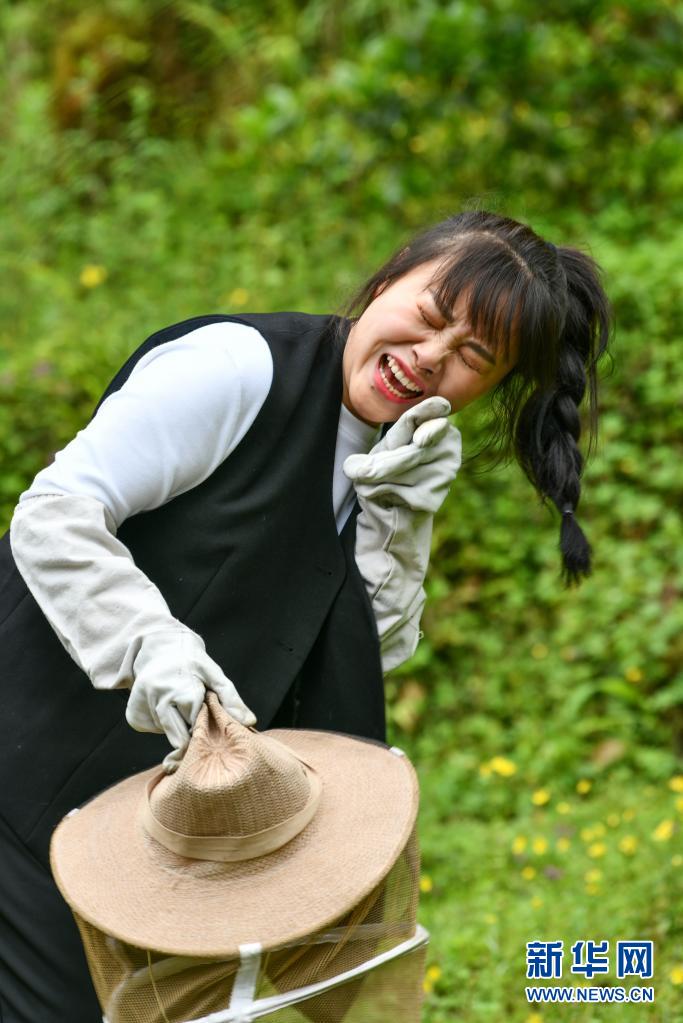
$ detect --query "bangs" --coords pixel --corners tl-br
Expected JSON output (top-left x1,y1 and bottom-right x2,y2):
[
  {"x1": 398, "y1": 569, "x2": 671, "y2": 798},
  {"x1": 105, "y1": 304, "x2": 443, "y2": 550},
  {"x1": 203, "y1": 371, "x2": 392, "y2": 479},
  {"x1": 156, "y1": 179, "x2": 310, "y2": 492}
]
[{"x1": 430, "y1": 235, "x2": 561, "y2": 388}]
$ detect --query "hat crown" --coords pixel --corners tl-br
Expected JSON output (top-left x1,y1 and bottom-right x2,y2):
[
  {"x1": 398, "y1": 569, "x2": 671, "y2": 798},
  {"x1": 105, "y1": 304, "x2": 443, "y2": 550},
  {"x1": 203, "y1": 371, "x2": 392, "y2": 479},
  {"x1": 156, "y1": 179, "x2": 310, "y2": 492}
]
[{"x1": 150, "y1": 695, "x2": 312, "y2": 840}]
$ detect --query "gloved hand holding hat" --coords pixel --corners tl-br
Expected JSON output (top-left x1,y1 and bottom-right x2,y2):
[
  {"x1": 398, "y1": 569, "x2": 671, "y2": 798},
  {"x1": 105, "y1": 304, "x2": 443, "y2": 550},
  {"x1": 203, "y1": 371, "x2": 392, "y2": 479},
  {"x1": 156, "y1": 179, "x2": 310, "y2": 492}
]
[
  {"x1": 125, "y1": 628, "x2": 257, "y2": 773},
  {"x1": 50, "y1": 694, "x2": 427, "y2": 1022},
  {"x1": 51, "y1": 693, "x2": 419, "y2": 952}
]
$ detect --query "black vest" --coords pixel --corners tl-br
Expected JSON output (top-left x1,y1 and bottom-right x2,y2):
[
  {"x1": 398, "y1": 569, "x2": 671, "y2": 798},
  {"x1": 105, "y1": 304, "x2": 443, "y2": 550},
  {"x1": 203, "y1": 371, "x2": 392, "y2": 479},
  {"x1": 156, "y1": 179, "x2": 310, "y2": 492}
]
[{"x1": 0, "y1": 311, "x2": 386, "y2": 865}]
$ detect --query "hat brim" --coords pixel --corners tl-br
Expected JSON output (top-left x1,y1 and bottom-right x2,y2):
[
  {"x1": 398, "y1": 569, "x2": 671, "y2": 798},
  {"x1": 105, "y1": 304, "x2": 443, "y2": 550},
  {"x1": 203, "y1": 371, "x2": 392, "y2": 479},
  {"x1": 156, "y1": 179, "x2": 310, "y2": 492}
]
[{"x1": 50, "y1": 729, "x2": 418, "y2": 956}]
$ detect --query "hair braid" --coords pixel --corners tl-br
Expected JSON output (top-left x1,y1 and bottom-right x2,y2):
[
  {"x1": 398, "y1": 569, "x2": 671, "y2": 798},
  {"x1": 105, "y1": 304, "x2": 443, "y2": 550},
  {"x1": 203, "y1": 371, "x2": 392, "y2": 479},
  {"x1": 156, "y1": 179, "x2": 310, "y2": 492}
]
[
  {"x1": 516, "y1": 347, "x2": 590, "y2": 584},
  {"x1": 515, "y1": 245, "x2": 610, "y2": 586}
]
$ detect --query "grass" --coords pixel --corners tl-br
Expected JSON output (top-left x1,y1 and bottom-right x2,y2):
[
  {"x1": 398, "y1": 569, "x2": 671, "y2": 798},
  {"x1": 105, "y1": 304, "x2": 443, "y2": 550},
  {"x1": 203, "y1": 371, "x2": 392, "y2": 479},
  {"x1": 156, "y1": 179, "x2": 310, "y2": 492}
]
[{"x1": 407, "y1": 759, "x2": 683, "y2": 1021}]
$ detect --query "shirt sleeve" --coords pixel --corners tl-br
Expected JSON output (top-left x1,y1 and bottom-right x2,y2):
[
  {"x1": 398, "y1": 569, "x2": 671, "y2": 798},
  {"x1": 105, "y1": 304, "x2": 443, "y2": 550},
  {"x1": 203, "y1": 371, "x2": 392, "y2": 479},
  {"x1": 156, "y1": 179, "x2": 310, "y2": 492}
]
[{"x1": 20, "y1": 321, "x2": 274, "y2": 529}]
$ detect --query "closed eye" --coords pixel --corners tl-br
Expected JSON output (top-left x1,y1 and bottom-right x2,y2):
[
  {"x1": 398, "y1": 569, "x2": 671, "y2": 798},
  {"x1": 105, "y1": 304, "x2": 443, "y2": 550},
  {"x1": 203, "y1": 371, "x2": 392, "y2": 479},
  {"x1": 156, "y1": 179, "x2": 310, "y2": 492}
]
[
  {"x1": 418, "y1": 306, "x2": 438, "y2": 330},
  {"x1": 457, "y1": 349, "x2": 483, "y2": 374},
  {"x1": 419, "y1": 306, "x2": 483, "y2": 374}
]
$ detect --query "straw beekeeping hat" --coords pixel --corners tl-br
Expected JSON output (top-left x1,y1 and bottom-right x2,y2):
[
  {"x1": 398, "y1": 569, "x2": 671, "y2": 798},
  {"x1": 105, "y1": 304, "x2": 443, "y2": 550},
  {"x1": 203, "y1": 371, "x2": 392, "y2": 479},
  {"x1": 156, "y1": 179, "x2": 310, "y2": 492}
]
[{"x1": 50, "y1": 693, "x2": 419, "y2": 958}]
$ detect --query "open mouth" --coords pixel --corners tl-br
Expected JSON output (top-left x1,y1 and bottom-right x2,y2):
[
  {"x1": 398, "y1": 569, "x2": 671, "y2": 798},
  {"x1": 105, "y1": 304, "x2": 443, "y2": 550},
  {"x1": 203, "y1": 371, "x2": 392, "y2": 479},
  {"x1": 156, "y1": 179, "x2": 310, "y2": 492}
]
[{"x1": 377, "y1": 354, "x2": 424, "y2": 401}]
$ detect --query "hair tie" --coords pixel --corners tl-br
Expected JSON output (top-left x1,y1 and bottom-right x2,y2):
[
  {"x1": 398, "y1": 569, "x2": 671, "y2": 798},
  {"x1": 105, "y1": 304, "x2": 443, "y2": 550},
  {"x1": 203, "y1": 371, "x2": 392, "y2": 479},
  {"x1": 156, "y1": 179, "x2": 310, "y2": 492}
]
[{"x1": 562, "y1": 504, "x2": 574, "y2": 516}]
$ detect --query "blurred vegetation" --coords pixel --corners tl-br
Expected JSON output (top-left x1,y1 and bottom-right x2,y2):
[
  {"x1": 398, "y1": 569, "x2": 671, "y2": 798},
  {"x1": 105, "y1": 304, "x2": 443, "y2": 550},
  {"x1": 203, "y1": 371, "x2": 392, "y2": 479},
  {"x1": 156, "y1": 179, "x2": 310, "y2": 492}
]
[
  {"x1": 1, "y1": 0, "x2": 682, "y2": 1016},
  {"x1": 416, "y1": 772, "x2": 683, "y2": 1021}
]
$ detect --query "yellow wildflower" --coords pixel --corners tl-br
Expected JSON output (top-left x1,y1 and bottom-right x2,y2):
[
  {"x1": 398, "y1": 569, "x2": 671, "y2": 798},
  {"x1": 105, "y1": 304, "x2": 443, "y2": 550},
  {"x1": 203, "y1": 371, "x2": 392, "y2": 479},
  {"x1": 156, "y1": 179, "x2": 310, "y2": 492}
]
[
  {"x1": 619, "y1": 835, "x2": 638, "y2": 855},
  {"x1": 556, "y1": 837, "x2": 571, "y2": 853},
  {"x1": 625, "y1": 666, "x2": 643, "y2": 683},
  {"x1": 228, "y1": 287, "x2": 249, "y2": 306},
  {"x1": 532, "y1": 837, "x2": 549, "y2": 855},
  {"x1": 622, "y1": 808, "x2": 636, "y2": 821},
  {"x1": 531, "y1": 895, "x2": 544, "y2": 908},
  {"x1": 512, "y1": 835, "x2": 527, "y2": 855},
  {"x1": 531, "y1": 643, "x2": 548, "y2": 659},
  {"x1": 588, "y1": 842, "x2": 607, "y2": 858},
  {"x1": 653, "y1": 819, "x2": 674, "y2": 842},
  {"x1": 675, "y1": 797, "x2": 683, "y2": 814},
  {"x1": 521, "y1": 866, "x2": 536, "y2": 880},
  {"x1": 606, "y1": 813, "x2": 620, "y2": 827},
  {"x1": 576, "y1": 779, "x2": 592, "y2": 795},
  {"x1": 585, "y1": 883, "x2": 601, "y2": 896},
  {"x1": 669, "y1": 775, "x2": 683, "y2": 793},
  {"x1": 484, "y1": 912, "x2": 497, "y2": 924},
  {"x1": 526, "y1": 1014, "x2": 544, "y2": 1023},
  {"x1": 79, "y1": 264, "x2": 107, "y2": 288},
  {"x1": 426, "y1": 964, "x2": 442, "y2": 982},
  {"x1": 489, "y1": 755, "x2": 517, "y2": 776},
  {"x1": 419, "y1": 875, "x2": 433, "y2": 893},
  {"x1": 670, "y1": 966, "x2": 683, "y2": 985},
  {"x1": 532, "y1": 788, "x2": 551, "y2": 806},
  {"x1": 556, "y1": 801, "x2": 571, "y2": 815}
]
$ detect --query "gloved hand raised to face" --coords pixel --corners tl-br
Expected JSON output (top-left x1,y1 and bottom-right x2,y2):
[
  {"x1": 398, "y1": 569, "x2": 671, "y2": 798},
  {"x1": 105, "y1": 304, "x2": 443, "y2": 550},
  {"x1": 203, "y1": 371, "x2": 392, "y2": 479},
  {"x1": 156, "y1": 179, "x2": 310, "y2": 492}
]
[
  {"x1": 343, "y1": 397, "x2": 462, "y2": 514},
  {"x1": 126, "y1": 629, "x2": 257, "y2": 772},
  {"x1": 343, "y1": 397, "x2": 462, "y2": 674}
]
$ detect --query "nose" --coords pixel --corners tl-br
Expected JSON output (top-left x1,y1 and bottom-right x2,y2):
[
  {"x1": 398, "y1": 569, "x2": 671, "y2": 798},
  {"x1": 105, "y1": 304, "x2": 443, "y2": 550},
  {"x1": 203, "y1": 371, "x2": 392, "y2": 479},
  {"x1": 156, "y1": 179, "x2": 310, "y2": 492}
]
[{"x1": 411, "y1": 340, "x2": 443, "y2": 377}]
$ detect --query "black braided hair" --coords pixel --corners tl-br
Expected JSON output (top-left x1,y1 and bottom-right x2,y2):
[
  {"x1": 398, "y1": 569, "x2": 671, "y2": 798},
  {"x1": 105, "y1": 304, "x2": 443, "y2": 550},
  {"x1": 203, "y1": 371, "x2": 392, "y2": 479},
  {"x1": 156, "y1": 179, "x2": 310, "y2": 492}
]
[
  {"x1": 514, "y1": 244, "x2": 611, "y2": 584},
  {"x1": 339, "y1": 212, "x2": 613, "y2": 586}
]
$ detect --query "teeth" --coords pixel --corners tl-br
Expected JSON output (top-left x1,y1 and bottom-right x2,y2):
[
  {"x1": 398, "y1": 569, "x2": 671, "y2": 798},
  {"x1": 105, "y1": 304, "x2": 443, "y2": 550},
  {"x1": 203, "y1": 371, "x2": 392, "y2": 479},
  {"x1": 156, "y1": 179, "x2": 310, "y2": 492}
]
[
  {"x1": 380, "y1": 362, "x2": 405, "y2": 399},
  {"x1": 386, "y1": 355, "x2": 422, "y2": 393}
]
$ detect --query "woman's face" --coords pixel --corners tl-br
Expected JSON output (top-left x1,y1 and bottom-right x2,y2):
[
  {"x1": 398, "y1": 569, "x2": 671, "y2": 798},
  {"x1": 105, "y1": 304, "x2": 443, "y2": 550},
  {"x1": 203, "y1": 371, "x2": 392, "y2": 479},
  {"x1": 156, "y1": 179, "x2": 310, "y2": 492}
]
[{"x1": 342, "y1": 260, "x2": 519, "y2": 425}]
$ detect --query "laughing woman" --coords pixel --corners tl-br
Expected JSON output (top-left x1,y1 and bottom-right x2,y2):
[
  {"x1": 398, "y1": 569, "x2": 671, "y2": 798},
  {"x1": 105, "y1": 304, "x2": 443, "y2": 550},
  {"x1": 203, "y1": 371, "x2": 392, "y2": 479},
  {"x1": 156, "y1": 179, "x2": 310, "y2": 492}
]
[{"x1": 0, "y1": 210, "x2": 611, "y2": 1022}]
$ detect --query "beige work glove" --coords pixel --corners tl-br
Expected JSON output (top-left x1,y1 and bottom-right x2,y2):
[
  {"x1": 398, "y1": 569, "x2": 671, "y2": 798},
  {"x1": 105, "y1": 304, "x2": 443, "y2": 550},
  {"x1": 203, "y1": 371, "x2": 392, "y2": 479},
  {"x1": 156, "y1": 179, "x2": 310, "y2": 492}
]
[
  {"x1": 125, "y1": 629, "x2": 256, "y2": 772},
  {"x1": 10, "y1": 492, "x2": 256, "y2": 772},
  {"x1": 344, "y1": 397, "x2": 462, "y2": 672}
]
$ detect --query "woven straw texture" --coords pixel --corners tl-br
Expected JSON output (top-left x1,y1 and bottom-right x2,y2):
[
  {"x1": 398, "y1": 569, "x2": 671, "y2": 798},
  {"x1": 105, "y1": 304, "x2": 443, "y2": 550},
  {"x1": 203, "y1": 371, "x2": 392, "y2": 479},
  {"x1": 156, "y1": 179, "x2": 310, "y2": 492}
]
[
  {"x1": 150, "y1": 719, "x2": 312, "y2": 838},
  {"x1": 51, "y1": 725, "x2": 419, "y2": 957}
]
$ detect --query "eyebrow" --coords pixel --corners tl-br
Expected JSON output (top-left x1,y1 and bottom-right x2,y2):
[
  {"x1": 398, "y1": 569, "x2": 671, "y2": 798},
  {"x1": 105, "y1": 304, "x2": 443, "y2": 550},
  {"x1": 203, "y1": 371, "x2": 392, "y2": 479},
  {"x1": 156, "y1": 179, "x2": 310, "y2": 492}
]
[{"x1": 427, "y1": 290, "x2": 497, "y2": 366}]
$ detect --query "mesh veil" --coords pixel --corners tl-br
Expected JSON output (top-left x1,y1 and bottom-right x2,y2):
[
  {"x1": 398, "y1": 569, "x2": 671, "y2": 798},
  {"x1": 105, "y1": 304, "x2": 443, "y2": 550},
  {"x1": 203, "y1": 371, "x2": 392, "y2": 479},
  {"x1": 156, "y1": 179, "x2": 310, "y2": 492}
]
[{"x1": 73, "y1": 826, "x2": 427, "y2": 1023}]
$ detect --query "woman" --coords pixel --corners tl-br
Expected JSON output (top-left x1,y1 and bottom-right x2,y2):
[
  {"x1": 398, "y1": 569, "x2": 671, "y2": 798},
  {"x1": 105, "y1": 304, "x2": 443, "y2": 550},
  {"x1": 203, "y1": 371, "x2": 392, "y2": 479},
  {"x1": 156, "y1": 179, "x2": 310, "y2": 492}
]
[{"x1": 0, "y1": 210, "x2": 611, "y2": 1022}]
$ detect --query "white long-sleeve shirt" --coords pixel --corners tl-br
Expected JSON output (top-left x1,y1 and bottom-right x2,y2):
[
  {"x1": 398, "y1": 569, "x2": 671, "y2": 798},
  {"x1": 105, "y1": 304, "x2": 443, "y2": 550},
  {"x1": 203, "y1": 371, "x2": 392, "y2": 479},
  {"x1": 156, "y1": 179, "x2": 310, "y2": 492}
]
[
  {"x1": 22, "y1": 321, "x2": 379, "y2": 532},
  {"x1": 13, "y1": 320, "x2": 425, "y2": 676}
]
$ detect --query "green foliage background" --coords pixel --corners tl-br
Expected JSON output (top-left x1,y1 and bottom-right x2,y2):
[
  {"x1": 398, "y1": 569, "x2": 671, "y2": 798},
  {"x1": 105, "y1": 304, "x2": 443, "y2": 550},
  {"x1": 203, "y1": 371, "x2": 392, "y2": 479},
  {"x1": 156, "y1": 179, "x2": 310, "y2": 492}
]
[{"x1": 1, "y1": 1, "x2": 682, "y2": 1018}]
